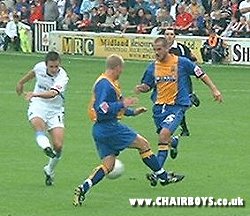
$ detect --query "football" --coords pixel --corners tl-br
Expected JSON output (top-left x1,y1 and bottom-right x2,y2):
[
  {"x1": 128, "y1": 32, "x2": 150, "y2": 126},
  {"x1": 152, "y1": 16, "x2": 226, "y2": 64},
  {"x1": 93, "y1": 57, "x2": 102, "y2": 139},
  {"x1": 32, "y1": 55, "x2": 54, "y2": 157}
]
[{"x1": 106, "y1": 159, "x2": 125, "y2": 180}]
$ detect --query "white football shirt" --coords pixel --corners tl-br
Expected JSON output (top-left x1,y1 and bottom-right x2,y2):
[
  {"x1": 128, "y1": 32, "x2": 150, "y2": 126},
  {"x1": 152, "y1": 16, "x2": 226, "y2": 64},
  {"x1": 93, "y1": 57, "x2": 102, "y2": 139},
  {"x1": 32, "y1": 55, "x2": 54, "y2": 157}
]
[{"x1": 31, "y1": 61, "x2": 69, "y2": 110}]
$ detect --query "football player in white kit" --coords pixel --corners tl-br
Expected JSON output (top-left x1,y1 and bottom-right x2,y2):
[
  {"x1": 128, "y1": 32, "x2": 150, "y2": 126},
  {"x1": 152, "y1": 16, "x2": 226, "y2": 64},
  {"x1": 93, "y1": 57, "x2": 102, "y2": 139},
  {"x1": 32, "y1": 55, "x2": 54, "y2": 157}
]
[{"x1": 16, "y1": 51, "x2": 69, "y2": 186}]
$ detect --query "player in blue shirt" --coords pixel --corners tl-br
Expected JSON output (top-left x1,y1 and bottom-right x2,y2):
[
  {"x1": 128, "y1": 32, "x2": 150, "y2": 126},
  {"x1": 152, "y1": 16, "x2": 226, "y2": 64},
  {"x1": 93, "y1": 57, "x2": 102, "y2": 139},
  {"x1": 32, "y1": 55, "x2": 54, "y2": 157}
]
[
  {"x1": 165, "y1": 27, "x2": 200, "y2": 136},
  {"x1": 135, "y1": 37, "x2": 223, "y2": 186},
  {"x1": 73, "y1": 54, "x2": 184, "y2": 206}
]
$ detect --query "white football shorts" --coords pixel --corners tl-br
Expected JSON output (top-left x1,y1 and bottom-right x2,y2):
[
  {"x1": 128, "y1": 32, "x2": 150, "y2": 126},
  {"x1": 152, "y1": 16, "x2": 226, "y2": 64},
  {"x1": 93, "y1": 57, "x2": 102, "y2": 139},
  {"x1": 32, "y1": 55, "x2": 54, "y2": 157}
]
[{"x1": 27, "y1": 102, "x2": 65, "y2": 130}]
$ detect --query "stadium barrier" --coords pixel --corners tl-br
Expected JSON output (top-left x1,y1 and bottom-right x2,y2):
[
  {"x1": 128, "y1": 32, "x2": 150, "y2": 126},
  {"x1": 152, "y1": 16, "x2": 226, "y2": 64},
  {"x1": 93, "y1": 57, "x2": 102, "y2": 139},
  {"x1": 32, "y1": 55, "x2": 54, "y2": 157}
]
[{"x1": 48, "y1": 30, "x2": 250, "y2": 65}]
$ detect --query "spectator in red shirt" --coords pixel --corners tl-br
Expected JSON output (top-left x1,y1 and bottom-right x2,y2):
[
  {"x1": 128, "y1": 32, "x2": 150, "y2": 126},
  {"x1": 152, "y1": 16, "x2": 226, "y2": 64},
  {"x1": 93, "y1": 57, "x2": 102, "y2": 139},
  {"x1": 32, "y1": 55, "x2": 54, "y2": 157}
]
[
  {"x1": 29, "y1": 0, "x2": 43, "y2": 24},
  {"x1": 175, "y1": 3, "x2": 193, "y2": 35},
  {"x1": 29, "y1": 3, "x2": 43, "y2": 24}
]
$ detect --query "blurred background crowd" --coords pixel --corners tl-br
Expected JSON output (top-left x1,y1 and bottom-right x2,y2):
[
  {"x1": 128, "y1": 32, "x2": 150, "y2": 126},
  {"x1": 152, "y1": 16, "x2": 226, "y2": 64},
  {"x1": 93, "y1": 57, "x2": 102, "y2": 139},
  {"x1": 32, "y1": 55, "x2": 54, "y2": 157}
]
[{"x1": 0, "y1": 0, "x2": 249, "y2": 38}]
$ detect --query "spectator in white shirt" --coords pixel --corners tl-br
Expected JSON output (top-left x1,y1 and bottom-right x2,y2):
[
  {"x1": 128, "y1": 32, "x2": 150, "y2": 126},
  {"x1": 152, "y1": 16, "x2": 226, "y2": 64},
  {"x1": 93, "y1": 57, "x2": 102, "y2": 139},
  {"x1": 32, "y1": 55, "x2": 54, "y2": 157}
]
[{"x1": 3, "y1": 14, "x2": 20, "y2": 51}]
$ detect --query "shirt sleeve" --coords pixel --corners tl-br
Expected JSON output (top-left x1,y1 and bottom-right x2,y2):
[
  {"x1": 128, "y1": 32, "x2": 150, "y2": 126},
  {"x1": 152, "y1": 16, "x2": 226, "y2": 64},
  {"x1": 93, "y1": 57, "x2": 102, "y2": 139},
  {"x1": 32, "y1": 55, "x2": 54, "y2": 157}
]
[
  {"x1": 180, "y1": 57, "x2": 205, "y2": 78},
  {"x1": 51, "y1": 69, "x2": 69, "y2": 93},
  {"x1": 94, "y1": 79, "x2": 124, "y2": 117}
]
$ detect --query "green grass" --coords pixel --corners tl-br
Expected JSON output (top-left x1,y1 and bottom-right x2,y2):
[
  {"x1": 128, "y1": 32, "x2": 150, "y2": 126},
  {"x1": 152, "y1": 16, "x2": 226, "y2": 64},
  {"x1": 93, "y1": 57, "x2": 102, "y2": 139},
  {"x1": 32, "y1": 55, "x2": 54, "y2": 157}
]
[{"x1": 0, "y1": 52, "x2": 249, "y2": 216}]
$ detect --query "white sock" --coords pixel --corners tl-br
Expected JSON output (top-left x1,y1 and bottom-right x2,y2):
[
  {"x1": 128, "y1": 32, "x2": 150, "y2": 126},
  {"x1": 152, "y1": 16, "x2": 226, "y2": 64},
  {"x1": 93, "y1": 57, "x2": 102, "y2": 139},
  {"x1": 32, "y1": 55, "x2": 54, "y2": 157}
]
[
  {"x1": 35, "y1": 131, "x2": 51, "y2": 149},
  {"x1": 48, "y1": 152, "x2": 61, "y2": 173},
  {"x1": 48, "y1": 157, "x2": 60, "y2": 172}
]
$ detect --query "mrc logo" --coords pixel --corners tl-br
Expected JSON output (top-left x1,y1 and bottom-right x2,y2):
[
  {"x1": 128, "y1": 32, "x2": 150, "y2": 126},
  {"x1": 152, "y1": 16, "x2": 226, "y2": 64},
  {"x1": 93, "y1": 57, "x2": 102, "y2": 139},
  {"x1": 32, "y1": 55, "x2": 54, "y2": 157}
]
[{"x1": 62, "y1": 37, "x2": 94, "y2": 56}]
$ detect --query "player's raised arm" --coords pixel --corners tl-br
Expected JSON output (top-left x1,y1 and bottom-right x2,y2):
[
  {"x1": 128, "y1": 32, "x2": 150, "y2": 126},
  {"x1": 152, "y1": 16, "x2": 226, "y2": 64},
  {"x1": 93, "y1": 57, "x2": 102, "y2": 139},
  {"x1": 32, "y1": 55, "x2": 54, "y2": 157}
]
[{"x1": 16, "y1": 70, "x2": 35, "y2": 95}]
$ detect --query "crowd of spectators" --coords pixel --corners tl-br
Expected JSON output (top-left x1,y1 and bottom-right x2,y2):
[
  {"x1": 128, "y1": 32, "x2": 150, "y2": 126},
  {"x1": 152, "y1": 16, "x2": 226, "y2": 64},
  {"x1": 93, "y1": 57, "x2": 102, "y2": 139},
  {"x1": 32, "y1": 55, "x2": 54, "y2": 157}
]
[{"x1": 0, "y1": 0, "x2": 249, "y2": 38}]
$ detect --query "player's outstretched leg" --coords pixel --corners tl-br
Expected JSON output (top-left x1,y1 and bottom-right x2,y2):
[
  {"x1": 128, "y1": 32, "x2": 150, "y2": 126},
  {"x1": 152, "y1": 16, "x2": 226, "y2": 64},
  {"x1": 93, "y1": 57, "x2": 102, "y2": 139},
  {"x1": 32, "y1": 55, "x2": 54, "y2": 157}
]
[{"x1": 73, "y1": 165, "x2": 107, "y2": 206}]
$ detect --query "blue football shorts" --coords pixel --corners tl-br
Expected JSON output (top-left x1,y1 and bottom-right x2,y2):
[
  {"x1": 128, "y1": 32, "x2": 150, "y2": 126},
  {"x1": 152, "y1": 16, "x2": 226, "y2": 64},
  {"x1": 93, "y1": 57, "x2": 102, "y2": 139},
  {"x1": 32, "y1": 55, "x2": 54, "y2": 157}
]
[
  {"x1": 92, "y1": 121, "x2": 137, "y2": 159},
  {"x1": 153, "y1": 104, "x2": 189, "y2": 134}
]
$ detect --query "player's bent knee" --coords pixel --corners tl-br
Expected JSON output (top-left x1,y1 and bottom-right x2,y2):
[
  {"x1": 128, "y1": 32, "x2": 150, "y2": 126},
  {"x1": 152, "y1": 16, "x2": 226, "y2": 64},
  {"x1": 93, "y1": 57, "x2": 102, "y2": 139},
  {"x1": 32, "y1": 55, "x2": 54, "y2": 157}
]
[{"x1": 131, "y1": 134, "x2": 150, "y2": 150}]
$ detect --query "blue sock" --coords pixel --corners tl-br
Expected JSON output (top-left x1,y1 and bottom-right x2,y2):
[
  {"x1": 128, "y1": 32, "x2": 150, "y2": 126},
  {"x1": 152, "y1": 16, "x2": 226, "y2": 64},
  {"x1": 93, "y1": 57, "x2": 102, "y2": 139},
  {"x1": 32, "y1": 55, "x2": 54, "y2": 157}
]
[
  {"x1": 157, "y1": 150, "x2": 168, "y2": 168},
  {"x1": 157, "y1": 142, "x2": 170, "y2": 168},
  {"x1": 82, "y1": 166, "x2": 106, "y2": 194},
  {"x1": 141, "y1": 150, "x2": 161, "y2": 172}
]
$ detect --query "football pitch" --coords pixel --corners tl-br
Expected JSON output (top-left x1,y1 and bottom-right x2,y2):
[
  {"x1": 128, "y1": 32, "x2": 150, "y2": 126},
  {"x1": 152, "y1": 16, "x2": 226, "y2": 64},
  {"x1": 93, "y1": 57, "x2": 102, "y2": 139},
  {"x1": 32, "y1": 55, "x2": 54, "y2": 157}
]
[{"x1": 0, "y1": 52, "x2": 249, "y2": 216}]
